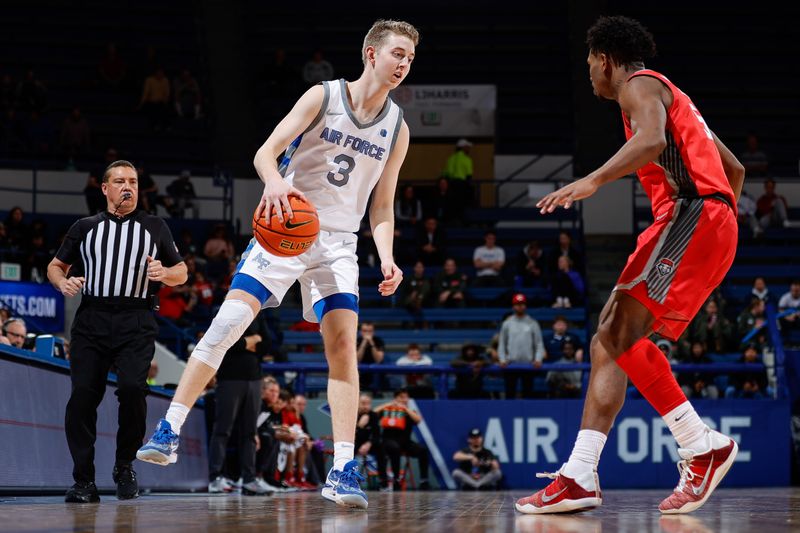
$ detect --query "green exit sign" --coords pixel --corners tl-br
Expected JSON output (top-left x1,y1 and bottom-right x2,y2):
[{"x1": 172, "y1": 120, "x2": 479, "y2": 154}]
[{"x1": 1, "y1": 262, "x2": 21, "y2": 281}]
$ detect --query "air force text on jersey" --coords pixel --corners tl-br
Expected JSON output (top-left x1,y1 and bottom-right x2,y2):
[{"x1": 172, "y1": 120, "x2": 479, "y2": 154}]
[{"x1": 319, "y1": 127, "x2": 386, "y2": 161}]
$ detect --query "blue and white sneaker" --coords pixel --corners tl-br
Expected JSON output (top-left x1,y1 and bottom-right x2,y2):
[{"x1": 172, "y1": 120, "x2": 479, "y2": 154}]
[
  {"x1": 322, "y1": 460, "x2": 368, "y2": 509},
  {"x1": 136, "y1": 419, "x2": 179, "y2": 465}
]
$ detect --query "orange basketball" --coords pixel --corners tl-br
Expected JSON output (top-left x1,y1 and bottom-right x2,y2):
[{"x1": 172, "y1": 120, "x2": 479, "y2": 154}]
[{"x1": 252, "y1": 196, "x2": 319, "y2": 257}]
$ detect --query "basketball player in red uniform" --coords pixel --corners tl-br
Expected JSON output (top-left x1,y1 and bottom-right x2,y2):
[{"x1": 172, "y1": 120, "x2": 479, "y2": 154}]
[{"x1": 516, "y1": 16, "x2": 745, "y2": 515}]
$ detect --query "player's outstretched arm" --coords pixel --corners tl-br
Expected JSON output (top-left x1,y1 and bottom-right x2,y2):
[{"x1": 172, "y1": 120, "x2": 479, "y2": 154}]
[
  {"x1": 253, "y1": 85, "x2": 323, "y2": 222},
  {"x1": 711, "y1": 131, "x2": 745, "y2": 201},
  {"x1": 371, "y1": 121, "x2": 410, "y2": 297},
  {"x1": 537, "y1": 77, "x2": 667, "y2": 214}
]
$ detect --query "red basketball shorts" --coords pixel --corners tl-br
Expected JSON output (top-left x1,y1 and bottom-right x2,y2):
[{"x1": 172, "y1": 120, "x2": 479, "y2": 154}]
[{"x1": 615, "y1": 197, "x2": 737, "y2": 340}]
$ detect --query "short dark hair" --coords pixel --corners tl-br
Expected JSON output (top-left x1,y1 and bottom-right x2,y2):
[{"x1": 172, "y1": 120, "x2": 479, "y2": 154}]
[
  {"x1": 407, "y1": 343, "x2": 420, "y2": 351},
  {"x1": 586, "y1": 15, "x2": 657, "y2": 68},
  {"x1": 102, "y1": 160, "x2": 137, "y2": 183},
  {"x1": 394, "y1": 387, "x2": 409, "y2": 398}
]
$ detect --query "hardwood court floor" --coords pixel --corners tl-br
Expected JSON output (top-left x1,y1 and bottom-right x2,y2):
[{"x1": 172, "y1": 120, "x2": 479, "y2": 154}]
[{"x1": 0, "y1": 489, "x2": 796, "y2": 532}]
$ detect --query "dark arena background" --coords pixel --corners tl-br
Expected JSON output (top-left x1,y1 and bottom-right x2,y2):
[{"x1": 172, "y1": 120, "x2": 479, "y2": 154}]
[{"x1": 1, "y1": 1, "x2": 799, "y2": 531}]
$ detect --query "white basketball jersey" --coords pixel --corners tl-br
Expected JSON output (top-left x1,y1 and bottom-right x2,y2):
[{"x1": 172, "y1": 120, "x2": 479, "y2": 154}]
[{"x1": 279, "y1": 79, "x2": 404, "y2": 232}]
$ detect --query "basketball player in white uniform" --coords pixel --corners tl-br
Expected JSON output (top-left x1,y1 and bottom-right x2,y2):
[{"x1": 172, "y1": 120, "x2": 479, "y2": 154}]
[{"x1": 138, "y1": 20, "x2": 419, "y2": 509}]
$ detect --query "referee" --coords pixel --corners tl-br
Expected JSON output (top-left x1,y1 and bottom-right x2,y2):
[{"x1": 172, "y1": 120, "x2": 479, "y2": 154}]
[{"x1": 47, "y1": 160, "x2": 187, "y2": 503}]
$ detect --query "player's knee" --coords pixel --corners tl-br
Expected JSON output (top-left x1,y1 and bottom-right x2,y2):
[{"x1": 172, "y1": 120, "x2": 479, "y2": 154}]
[
  {"x1": 594, "y1": 323, "x2": 630, "y2": 359},
  {"x1": 324, "y1": 331, "x2": 356, "y2": 360},
  {"x1": 191, "y1": 299, "x2": 255, "y2": 370}
]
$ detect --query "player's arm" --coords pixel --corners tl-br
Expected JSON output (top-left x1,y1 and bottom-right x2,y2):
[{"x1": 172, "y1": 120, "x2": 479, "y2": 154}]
[
  {"x1": 253, "y1": 85, "x2": 323, "y2": 222},
  {"x1": 710, "y1": 131, "x2": 745, "y2": 201},
  {"x1": 370, "y1": 120, "x2": 410, "y2": 297},
  {"x1": 537, "y1": 76, "x2": 667, "y2": 213},
  {"x1": 47, "y1": 257, "x2": 84, "y2": 297}
]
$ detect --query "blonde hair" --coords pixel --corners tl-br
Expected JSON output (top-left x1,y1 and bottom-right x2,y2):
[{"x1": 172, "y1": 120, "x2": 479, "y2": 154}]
[{"x1": 362, "y1": 19, "x2": 420, "y2": 66}]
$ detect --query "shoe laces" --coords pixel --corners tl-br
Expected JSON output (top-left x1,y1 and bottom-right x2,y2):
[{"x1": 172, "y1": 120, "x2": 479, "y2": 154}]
[
  {"x1": 535, "y1": 469, "x2": 561, "y2": 480},
  {"x1": 152, "y1": 424, "x2": 176, "y2": 445},
  {"x1": 116, "y1": 465, "x2": 136, "y2": 482},
  {"x1": 675, "y1": 459, "x2": 702, "y2": 493},
  {"x1": 339, "y1": 466, "x2": 366, "y2": 487}
]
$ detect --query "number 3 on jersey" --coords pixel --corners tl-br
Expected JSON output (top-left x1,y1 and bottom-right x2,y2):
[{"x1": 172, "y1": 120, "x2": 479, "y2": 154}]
[{"x1": 327, "y1": 154, "x2": 356, "y2": 187}]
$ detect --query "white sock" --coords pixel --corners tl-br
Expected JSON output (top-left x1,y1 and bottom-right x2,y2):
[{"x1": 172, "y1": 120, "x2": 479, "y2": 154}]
[
  {"x1": 562, "y1": 429, "x2": 607, "y2": 478},
  {"x1": 165, "y1": 402, "x2": 190, "y2": 435},
  {"x1": 333, "y1": 442, "x2": 355, "y2": 472},
  {"x1": 664, "y1": 401, "x2": 709, "y2": 451}
]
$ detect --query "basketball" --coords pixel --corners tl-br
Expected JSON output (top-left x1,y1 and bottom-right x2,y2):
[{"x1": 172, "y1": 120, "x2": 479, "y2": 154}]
[{"x1": 252, "y1": 196, "x2": 319, "y2": 257}]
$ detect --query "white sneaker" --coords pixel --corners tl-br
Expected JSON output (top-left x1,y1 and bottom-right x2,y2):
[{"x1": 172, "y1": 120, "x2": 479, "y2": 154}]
[
  {"x1": 208, "y1": 476, "x2": 233, "y2": 493},
  {"x1": 242, "y1": 478, "x2": 274, "y2": 496}
]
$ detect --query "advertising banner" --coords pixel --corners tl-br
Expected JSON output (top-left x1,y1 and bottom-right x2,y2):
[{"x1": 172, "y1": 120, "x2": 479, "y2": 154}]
[
  {"x1": 0, "y1": 281, "x2": 64, "y2": 332},
  {"x1": 391, "y1": 85, "x2": 496, "y2": 137}
]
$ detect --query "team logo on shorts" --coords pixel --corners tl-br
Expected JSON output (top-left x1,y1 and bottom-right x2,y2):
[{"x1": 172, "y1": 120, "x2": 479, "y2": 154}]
[
  {"x1": 656, "y1": 258, "x2": 674, "y2": 276},
  {"x1": 253, "y1": 252, "x2": 271, "y2": 271}
]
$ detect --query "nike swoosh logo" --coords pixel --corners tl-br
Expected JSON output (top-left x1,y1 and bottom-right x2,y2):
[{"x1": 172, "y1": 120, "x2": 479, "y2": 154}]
[
  {"x1": 656, "y1": 213, "x2": 668, "y2": 221},
  {"x1": 674, "y1": 411, "x2": 688, "y2": 422},
  {"x1": 691, "y1": 456, "x2": 713, "y2": 496},
  {"x1": 285, "y1": 220, "x2": 312, "y2": 230},
  {"x1": 541, "y1": 486, "x2": 568, "y2": 503}
]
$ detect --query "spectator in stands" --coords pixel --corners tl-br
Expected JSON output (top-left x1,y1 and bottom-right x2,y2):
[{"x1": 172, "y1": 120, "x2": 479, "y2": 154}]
[
  {"x1": 751, "y1": 276, "x2": 771, "y2": 304},
  {"x1": 302, "y1": 49, "x2": 335, "y2": 84},
  {"x1": 177, "y1": 229, "x2": 199, "y2": 257},
  {"x1": 756, "y1": 178, "x2": 790, "y2": 229},
  {"x1": 737, "y1": 297, "x2": 767, "y2": 348},
  {"x1": 549, "y1": 231, "x2": 583, "y2": 274},
  {"x1": 546, "y1": 340, "x2": 583, "y2": 398},
  {"x1": 434, "y1": 258, "x2": 467, "y2": 308},
  {"x1": 355, "y1": 393, "x2": 388, "y2": 489},
  {"x1": 0, "y1": 108, "x2": 26, "y2": 154},
  {"x1": 678, "y1": 342, "x2": 719, "y2": 399},
  {"x1": 173, "y1": 68, "x2": 203, "y2": 120},
  {"x1": 779, "y1": 280, "x2": 800, "y2": 332},
  {"x1": 498, "y1": 293, "x2": 546, "y2": 399},
  {"x1": 425, "y1": 177, "x2": 460, "y2": 225},
  {"x1": 396, "y1": 343, "x2": 434, "y2": 398},
  {"x1": 357, "y1": 321, "x2": 385, "y2": 393},
  {"x1": 376, "y1": 388, "x2": 430, "y2": 490},
  {"x1": 294, "y1": 394, "x2": 324, "y2": 486},
  {"x1": 26, "y1": 110, "x2": 55, "y2": 156},
  {"x1": 472, "y1": 231, "x2": 506, "y2": 288},
  {"x1": 395, "y1": 184, "x2": 423, "y2": 228},
  {"x1": 97, "y1": 43, "x2": 127, "y2": 89},
  {"x1": 136, "y1": 165, "x2": 162, "y2": 214},
  {"x1": 4, "y1": 206, "x2": 29, "y2": 248},
  {"x1": 552, "y1": 256, "x2": 584, "y2": 308},
  {"x1": 262, "y1": 48, "x2": 301, "y2": 99},
  {"x1": 191, "y1": 271, "x2": 214, "y2": 320},
  {"x1": 416, "y1": 217, "x2": 445, "y2": 266},
  {"x1": 84, "y1": 148, "x2": 119, "y2": 215},
  {"x1": 256, "y1": 377, "x2": 295, "y2": 492},
  {"x1": 24, "y1": 232, "x2": 51, "y2": 282},
  {"x1": 0, "y1": 308, "x2": 10, "y2": 324},
  {"x1": 517, "y1": 240, "x2": 547, "y2": 287},
  {"x1": 442, "y1": 139, "x2": 474, "y2": 209},
  {"x1": 59, "y1": 107, "x2": 91, "y2": 157},
  {"x1": 450, "y1": 343, "x2": 490, "y2": 399},
  {"x1": 543, "y1": 315, "x2": 584, "y2": 362},
  {"x1": 0, "y1": 73, "x2": 15, "y2": 111},
  {"x1": 2, "y1": 318, "x2": 27, "y2": 349},
  {"x1": 166, "y1": 169, "x2": 198, "y2": 218},
  {"x1": 725, "y1": 343, "x2": 768, "y2": 399},
  {"x1": 739, "y1": 132, "x2": 769, "y2": 177},
  {"x1": 688, "y1": 299, "x2": 733, "y2": 354},
  {"x1": 279, "y1": 390, "x2": 314, "y2": 489},
  {"x1": 0, "y1": 222, "x2": 7, "y2": 251},
  {"x1": 157, "y1": 284, "x2": 197, "y2": 328},
  {"x1": 138, "y1": 66, "x2": 171, "y2": 131},
  {"x1": 401, "y1": 261, "x2": 431, "y2": 323},
  {"x1": 204, "y1": 224, "x2": 235, "y2": 280},
  {"x1": 16, "y1": 70, "x2": 47, "y2": 112},
  {"x1": 654, "y1": 337, "x2": 679, "y2": 365},
  {"x1": 452, "y1": 428, "x2": 502, "y2": 491},
  {"x1": 737, "y1": 189, "x2": 762, "y2": 238}
]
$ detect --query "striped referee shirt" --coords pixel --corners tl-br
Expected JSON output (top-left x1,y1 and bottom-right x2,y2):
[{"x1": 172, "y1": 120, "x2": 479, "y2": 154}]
[{"x1": 55, "y1": 210, "x2": 183, "y2": 299}]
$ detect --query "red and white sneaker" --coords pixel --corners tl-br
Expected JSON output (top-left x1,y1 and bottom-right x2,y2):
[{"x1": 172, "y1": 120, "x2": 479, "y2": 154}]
[
  {"x1": 515, "y1": 466, "x2": 602, "y2": 514},
  {"x1": 659, "y1": 430, "x2": 738, "y2": 514}
]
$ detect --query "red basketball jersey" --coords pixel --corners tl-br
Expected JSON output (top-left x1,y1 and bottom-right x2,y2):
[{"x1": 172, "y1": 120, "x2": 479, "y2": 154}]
[{"x1": 622, "y1": 69, "x2": 736, "y2": 216}]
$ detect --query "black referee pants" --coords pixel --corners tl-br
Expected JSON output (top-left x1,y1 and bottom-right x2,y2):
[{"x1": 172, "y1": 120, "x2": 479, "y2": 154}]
[
  {"x1": 66, "y1": 305, "x2": 157, "y2": 484},
  {"x1": 208, "y1": 379, "x2": 262, "y2": 483}
]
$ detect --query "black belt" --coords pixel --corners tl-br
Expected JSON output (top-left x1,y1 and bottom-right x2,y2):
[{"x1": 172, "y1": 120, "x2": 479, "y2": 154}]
[
  {"x1": 678, "y1": 192, "x2": 733, "y2": 211},
  {"x1": 81, "y1": 295, "x2": 157, "y2": 311}
]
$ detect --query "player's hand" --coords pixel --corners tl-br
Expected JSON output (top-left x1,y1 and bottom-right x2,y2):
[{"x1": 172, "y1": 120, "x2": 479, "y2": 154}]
[
  {"x1": 259, "y1": 176, "x2": 307, "y2": 224},
  {"x1": 146, "y1": 256, "x2": 166, "y2": 282},
  {"x1": 536, "y1": 176, "x2": 598, "y2": 214},
  {"x1": 58, "y1": 276, "x2": 85, "y2": 297},
  {"x1": 378, "y1": 262, "x2": 403, "y2": 296}
]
